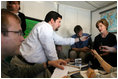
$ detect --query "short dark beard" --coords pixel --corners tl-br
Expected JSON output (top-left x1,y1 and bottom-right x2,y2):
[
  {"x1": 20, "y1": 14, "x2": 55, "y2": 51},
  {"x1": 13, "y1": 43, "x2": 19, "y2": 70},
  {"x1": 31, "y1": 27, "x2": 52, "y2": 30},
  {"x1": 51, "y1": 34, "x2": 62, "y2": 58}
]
[{"x1": 55, "y1": 28, "x2": 58, "y2": 31}]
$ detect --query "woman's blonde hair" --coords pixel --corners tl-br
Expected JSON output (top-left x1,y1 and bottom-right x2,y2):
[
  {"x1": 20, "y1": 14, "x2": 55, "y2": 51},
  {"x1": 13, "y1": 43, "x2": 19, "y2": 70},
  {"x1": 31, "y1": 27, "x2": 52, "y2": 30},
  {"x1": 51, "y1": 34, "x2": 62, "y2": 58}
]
[{"x1": 96, "y1": 19, "x2": 109, "y2": 30}]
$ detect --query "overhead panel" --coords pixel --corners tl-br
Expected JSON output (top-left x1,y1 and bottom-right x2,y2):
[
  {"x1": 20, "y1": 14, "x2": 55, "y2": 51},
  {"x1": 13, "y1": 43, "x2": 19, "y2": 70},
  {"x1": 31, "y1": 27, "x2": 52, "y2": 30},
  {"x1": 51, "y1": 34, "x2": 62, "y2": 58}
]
[{"x1": 55, "y1": 1, "x2": 116, "y2": 11}]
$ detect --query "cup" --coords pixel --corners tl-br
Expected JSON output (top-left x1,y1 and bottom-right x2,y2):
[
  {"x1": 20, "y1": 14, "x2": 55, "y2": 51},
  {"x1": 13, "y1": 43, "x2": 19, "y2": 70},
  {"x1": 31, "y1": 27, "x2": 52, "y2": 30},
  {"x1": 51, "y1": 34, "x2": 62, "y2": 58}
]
[{"x1": 75, "y1": 58, "x2": 82, "y2": 67}]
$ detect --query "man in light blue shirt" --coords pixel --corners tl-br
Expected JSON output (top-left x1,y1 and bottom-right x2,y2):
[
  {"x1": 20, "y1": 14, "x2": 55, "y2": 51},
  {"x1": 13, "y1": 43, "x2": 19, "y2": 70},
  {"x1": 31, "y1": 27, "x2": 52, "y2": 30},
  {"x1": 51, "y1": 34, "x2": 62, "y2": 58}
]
[{"x1": 20, "y1": 11, "x2": 88, "y2": 64}]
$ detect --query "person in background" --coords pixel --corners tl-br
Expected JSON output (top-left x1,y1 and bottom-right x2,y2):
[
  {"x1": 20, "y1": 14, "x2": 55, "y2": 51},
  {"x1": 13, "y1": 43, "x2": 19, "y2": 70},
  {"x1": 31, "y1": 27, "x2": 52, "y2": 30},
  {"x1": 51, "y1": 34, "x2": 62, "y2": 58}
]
[
  {"x1": 56, "y1": 45, "x2": 67, "y2": 59},
  {"x1": 20, "y1": 11, "x2": 88, "y2": 64},
  {"x1": 69, "y1": 25, "x2": 92, "y2": 63},
  {"x1": 7, "y1": 1, "x2": 26, "y2": 35},
  {"x1": 55, "y1": 25, "x2": 68, "y2": 59},
  {"x1": 87, "y1": 49, "x2": 117, "y2": 78},
  {"x1": 89, "y1": 19, "x2": 117, "y2": 68},
  {"x1": 1, "y1": 9, "x2": 67, "y2": 78},
  {"x1": 55, "y1": 45, "x2": 70, "y2": 63}
]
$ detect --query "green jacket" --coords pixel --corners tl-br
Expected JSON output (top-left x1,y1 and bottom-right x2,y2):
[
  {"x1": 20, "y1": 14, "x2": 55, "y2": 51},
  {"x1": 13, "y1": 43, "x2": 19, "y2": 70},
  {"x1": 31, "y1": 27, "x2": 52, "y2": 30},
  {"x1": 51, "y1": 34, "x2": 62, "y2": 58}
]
[{"x1": 1, "y1": 56, "x2": 51, "y2": 78}]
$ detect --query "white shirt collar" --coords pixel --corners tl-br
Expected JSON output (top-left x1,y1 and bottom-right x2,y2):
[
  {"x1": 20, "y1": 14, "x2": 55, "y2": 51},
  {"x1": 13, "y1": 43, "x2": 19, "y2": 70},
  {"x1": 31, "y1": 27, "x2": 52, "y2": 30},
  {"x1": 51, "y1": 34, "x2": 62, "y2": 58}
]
[{"x1": 44, "y1": 21, "x2": 53, "y2": 30}]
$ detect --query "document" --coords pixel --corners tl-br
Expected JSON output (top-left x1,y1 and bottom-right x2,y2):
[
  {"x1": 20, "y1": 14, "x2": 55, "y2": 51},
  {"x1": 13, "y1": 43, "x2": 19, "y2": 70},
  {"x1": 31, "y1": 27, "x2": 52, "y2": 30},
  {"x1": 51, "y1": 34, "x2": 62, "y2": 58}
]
[
  {"x1": 68, "y1": 66, "x2": 80, "y2": 73},
  {"x1": 51, "y1": 66, "x2": 69, "y2": 78}
]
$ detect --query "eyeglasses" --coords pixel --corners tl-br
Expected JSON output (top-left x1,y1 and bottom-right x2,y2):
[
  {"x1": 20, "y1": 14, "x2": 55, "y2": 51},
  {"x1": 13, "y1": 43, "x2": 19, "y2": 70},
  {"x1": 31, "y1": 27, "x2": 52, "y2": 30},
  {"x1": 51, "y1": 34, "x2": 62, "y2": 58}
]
[{"x1": 2, "y1": 30, "x2": 23, "y2": 36}]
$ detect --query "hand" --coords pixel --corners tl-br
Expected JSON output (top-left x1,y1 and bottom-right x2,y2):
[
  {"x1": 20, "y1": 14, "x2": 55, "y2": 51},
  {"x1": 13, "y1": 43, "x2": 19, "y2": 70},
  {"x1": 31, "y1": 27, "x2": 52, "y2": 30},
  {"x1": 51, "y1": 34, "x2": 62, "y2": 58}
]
[
  {"x1": 70, "y1": 58, "x2": 75, "y2": 62},
  {"x1": 75, "y1": 38, "x2": 79, "y2": 42},
  {"x1": 80, "y1": 36, "x2": 88, "y2": 41},
  {"x1": 100, "y1": 53, "x2": 109, "y2": 56},
  {"x1": 91, "y1": 49, "x2": 99, "y2": 58},
  {"x1": 64, "y1": 58, "x2": 70, "y2": 63},
  {"x1": 48, "y1": 59, "x2": 67, "y2": 70},
  {"x1": 100, "y1": 46, "x2": 116, "y2": 53},
  {"x1": 81, "y1": 47, "x2": 90, "y2": 52},
  {"x1": 87, "y1": 68, "x2": 96, "y2": 78}
]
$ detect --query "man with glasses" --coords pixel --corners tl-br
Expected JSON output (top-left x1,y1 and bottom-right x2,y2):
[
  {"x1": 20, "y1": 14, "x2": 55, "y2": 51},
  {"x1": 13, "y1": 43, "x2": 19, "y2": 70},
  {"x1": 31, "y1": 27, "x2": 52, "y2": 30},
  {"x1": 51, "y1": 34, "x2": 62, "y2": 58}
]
[{"x1": 1, "y1": 9, "x2": 67, "y2": 78}]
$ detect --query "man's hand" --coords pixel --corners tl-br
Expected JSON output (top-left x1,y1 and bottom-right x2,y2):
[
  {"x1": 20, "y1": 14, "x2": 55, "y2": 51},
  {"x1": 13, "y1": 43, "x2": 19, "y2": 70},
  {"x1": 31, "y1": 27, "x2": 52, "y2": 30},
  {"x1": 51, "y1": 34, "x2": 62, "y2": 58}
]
[
  {"x1": 64, "y1": 58, "x2": 70, "y2": 63},
  {"x1": 87, "y1": 68, "x2": 96, "y2": 78},
  {"x1": 80, "y1": 36, "x2": 88, "y2": 41},
  {"x1": 81, "y1": 47, "x2": 90, "y2": 52},
  {"x1": 100, "y1": 46, "x2": 116, "y2": 53},
  {"x1": 75, "y1": 36, "x2": 88, "y2": 42},
  {"x1": 48, "y1": 59, "x2": 67, "y2": 70}
]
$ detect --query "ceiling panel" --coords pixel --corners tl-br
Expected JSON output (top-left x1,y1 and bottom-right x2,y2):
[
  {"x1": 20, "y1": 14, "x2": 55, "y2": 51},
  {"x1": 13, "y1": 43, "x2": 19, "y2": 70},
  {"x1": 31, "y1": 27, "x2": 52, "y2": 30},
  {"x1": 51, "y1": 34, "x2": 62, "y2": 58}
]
[
  {"x1": 57, "y1": 1, "x2": 96, "y2": 10},
  {"x1": 56, "y1": 1, "x2": 116, "y2": 11}
]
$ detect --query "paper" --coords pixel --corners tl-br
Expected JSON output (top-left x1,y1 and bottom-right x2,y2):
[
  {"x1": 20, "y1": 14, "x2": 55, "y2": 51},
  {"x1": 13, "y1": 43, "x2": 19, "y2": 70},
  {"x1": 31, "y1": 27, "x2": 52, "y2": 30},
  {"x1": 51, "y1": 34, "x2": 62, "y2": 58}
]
[
  {"x1": 51, "y1": 66, "x2": 69, "y2": 78},
  {"x1": 68, "y1": 66, "x2": 80, "y2": 76},
  {"x1": 68, "y1": 66, "x2": 80, "y2": 72},
  {"x1": 80, "y1": 69, "x2": 99, "y2": 78}
]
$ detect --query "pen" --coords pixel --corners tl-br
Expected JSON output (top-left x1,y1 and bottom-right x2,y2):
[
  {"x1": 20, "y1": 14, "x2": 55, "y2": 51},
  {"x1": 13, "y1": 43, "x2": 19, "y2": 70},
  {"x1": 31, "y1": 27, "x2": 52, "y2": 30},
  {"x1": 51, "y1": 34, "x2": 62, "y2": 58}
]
[
  {"x1": 88, "y1": 61, "x2": 91, "y2": 68},
  {"x1": 68, "y1": 70, "x2": 80, "y2": 74}
]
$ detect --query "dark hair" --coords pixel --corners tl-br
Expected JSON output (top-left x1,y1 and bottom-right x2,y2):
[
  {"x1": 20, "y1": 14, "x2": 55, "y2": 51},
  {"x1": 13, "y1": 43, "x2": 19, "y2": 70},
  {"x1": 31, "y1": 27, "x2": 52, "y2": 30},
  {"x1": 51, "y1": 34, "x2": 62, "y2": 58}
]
[
  {"x1": 74, "y1": 25, "x2": 82, "y2": 34},
  {"x1": 7, "y1": 1, "x2": 20, "y2": 11},
  {"x1": 1, "y1": 9, "x2": 21, "y2": 36},
  {"x1": 44, "y1": 11, "x2": 62, "y2": 22},
  {"x1": 96, "y1": 19, "x2": 109, "y2": 30}
]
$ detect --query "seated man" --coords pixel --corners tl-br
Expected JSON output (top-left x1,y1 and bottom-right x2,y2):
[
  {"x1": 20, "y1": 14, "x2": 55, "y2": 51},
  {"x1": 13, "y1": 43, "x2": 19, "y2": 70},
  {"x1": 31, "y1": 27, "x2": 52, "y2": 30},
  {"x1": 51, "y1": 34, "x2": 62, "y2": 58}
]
[
  {"x1": 69, "y1": 25, "x2": 92, "y2": 63},
  {"x1": 1, "y1": 9, "x2": 67, "y2": 78},
  {"x1": 87, "y1": 49, "x2": 117, "y2": 78}
]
